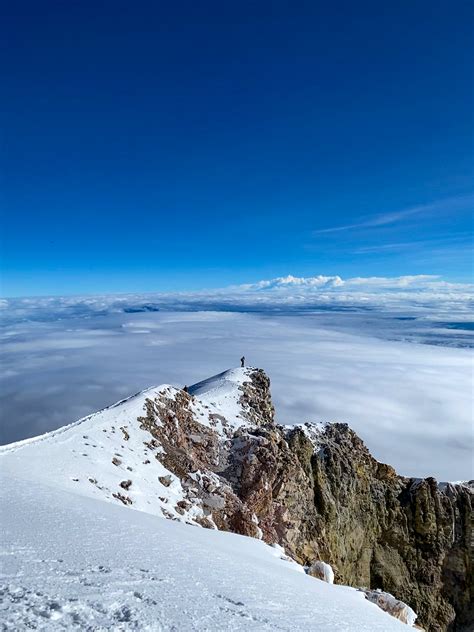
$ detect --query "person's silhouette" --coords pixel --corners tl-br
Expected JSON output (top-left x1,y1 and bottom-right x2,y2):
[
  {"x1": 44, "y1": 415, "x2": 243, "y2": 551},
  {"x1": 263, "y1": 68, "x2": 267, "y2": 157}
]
[{"x1": 240, "y1": 356, "x2": 245, "y2": 368}]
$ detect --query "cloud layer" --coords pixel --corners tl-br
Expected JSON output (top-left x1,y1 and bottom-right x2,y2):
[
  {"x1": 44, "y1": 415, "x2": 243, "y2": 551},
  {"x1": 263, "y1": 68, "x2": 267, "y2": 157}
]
[
  {"x1": 2, "y1": 274, "x2": 473, "y2": 326},
  {"x1": 1, "y1": 309, "x2": 472, "y2": 482}
]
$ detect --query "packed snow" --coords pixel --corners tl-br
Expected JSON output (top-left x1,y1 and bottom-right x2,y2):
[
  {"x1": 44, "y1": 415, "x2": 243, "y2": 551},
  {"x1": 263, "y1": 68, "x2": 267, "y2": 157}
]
[
  {"x1": 1, "y1": 475, "x2": 412, "y2": 631},
  {"x1": 0, "y1": 369, "x2": 413, "y2": 630}
]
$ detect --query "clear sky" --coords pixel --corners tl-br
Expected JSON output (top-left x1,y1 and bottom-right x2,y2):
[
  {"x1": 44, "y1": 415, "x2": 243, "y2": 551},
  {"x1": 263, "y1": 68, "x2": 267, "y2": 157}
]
[{"x1": 1, "y1": 1, "x2": 473, "y2": 297}]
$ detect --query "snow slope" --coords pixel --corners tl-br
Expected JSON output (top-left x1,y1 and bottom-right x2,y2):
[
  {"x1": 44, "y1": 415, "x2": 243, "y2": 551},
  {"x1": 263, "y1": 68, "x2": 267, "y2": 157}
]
[
  {"x1": 0, "y1": 368, "x2": 411, "y2": 630},
  {"x1": 0, "y1": 384, "x2": 192, "y2": 521},
  {"x1": 1, "y1": 476, "x2": 410, "y2": 631},
  {"x1": 0, "y1": 369, "x2": 256, "y2": 524}
]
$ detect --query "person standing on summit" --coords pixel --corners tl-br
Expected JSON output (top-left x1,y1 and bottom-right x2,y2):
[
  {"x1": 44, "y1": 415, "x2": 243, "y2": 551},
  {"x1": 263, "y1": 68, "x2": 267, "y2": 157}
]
[{"x1": 240, "y1": 356, "x2": 245, "y2": 368}]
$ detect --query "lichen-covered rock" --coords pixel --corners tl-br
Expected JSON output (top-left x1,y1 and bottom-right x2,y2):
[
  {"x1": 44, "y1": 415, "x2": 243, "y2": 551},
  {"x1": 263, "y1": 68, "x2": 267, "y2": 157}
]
[{"x1": 293, "y1": 423, "x2": 473, "y2": 632}]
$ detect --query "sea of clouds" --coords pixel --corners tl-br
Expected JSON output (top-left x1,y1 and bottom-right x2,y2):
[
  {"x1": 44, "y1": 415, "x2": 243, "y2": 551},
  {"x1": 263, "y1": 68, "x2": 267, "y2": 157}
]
[
  {"x1": 1, "y1": 275, "x2": 473, "y2": 481},
  {"x1": 3, "y1": 273, "x2": 474, "y2": 325}
]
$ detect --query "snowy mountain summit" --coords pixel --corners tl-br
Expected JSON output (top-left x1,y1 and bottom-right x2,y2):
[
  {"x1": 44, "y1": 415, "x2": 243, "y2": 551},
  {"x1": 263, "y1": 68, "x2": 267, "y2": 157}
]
[{"x1": 1, "y1": 367, "x2": 472, "y2": 631}]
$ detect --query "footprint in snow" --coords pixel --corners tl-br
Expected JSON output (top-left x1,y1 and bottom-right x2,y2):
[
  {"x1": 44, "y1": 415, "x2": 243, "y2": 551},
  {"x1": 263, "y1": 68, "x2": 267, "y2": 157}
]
[
  {"x1": 78, "y1": 577, "x2": 95, "y2": 587},
  {"x1": 216, "y1": 594, "x2": 245, "y2": 606}
]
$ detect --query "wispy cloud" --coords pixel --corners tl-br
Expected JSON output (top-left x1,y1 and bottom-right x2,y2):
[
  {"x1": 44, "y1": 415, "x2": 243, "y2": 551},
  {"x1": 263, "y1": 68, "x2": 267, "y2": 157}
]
[
  {"x1": 353, "y1": 235, "x2": 474, "y2": 254},
  {"x1": 312, "y1": 194, "x2": 473, "y2": 235}
]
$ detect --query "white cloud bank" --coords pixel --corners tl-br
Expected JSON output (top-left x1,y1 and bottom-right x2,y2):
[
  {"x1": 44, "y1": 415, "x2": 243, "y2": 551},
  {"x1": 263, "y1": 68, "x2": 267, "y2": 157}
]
[
  {"x1": 2, "y1": 274, "x2": 473, "y2": 324},
  {"x1": 1, "y1": 310, "x2": 472, "y2": 482}
]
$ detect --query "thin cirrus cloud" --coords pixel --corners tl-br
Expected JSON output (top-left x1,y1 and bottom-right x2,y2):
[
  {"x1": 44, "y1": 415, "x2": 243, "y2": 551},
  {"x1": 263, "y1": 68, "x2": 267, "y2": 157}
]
[
  {"x1": 312, "y1": 194, "x2": 473, "y2": 235},
  {"x1": 353, "y1": 235, "x2": 474, "y2": 254}
]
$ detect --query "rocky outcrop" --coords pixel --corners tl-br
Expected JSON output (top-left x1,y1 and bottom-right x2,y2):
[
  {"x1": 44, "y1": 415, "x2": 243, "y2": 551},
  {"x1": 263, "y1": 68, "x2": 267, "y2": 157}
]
[
  {"x1": 360, "y1": 589, "x2": 418, "y2": 627},
  {"x1": 307, "y1": 560, "x2": 335, "y2": 584},
  {"x1": 236, "y1": 367, "x2": 275, "y2": 426},
  {"x1": 137, "y1": 368, "x2": 473, "y2": 631},
  {"x1": 283, "y1": 423, "x2": 473, "y2": 631}
]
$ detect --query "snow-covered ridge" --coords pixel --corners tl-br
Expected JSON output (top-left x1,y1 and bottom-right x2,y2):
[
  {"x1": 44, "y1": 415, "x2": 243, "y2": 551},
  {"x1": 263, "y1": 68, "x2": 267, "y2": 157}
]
[
  {"x1": 0, "y1": 385, "x2": 161, "y2": 454},
  {"x1": 0, "y1": 368, "x2": 259, "y2": 524},
  {"x1": 283, "y1": 421, "x2": 332, "y2": 448},
  {"x1": 0, "y1": 368, "x2": 253, "y2": 455}
]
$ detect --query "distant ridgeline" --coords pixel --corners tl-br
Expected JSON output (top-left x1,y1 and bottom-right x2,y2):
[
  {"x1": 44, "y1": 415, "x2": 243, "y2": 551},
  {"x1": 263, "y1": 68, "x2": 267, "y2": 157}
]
[{"x1": 2, "y1": 368, "x2": 472, "y2": 630}]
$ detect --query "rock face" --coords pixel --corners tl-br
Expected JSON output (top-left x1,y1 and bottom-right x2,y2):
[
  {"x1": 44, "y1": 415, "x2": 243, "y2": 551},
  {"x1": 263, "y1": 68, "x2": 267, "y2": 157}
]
[
  {"x1": 136, "y1": 368, "x2": 471, "y2": 631},
  {"x1": 284, "y1": 424, "x2": 473, "y2": 631}
]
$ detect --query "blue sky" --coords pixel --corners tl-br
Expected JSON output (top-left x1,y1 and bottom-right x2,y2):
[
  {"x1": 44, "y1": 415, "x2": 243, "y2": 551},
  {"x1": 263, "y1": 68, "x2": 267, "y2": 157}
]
[{"x1": 1, "y1": 1, "x2": 473, "y2": 297}]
